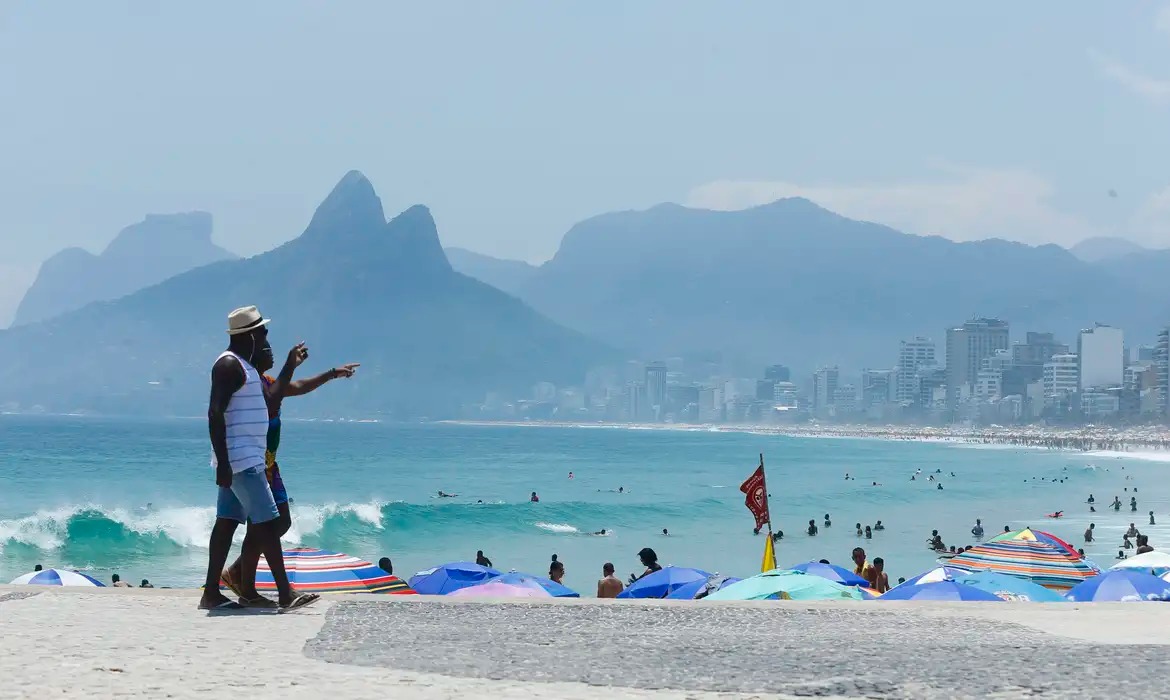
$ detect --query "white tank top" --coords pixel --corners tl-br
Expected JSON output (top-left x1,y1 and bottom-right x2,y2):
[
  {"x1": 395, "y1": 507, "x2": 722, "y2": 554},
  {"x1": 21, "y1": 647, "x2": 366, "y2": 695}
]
[{"x1": 210, "y1": 351, "x2": 268, "y2": 473}]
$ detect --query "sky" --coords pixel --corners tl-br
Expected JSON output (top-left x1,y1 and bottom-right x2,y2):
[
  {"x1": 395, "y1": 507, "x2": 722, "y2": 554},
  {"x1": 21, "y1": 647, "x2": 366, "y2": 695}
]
[{"x1": 2, "y1": 2, "x2": 1169, "y2": 327}]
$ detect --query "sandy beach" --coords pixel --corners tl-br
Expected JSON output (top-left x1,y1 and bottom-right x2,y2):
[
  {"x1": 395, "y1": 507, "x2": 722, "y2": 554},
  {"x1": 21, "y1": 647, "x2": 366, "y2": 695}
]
[
  {"x1": 4, "y1": 586, "x2": 1170, "y2": 699},
  {"x1": 446, "y1": 419, "x2": 1170, "y2": 453}
]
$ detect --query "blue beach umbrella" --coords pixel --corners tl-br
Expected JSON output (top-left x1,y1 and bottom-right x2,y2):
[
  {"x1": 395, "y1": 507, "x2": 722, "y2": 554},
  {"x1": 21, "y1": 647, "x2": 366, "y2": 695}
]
[
  {"x1": 895, "y1": 566, "x2": 970, "y2": 589},
  {"x1": 952, "y1": 571, "x2": 1065, "y2": 602},
  {"x1": 705, "y1": 570, "x2": 865, "y2": 601},
  {"x1": 1065, "y1": 570, "x2": 1170, "y2": 602},
  {"x1": 665, "y1": 576, "x2": 743, "y2": 600},
  {"x1": 408, "y1": 562, "x2": 502, "y2": 595},
  {"x1": 617, "y1": 567, "x2": 711, "y2": 599},
  {"x1": 789, "y1": 561, "x2": 867, "y2": 587},
  {"x1": 491, "y1": 571, "x2": 579, "y2": 598},
  {"x1": 9, "y1": 569, "x2": 105, "y2": 587},
  {"x1": 878, "y1": 580, "x2": 1001, "y2": 602}
]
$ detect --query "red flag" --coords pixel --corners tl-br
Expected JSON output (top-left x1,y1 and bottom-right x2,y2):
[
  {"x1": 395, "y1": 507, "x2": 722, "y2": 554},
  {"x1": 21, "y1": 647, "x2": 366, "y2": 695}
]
[{"x1": 739, "y1": 463, "x2": 770, "y2": 530}]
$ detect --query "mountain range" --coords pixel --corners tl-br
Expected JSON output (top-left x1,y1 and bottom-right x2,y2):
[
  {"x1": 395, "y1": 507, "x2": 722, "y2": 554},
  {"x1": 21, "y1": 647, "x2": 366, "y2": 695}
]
[
  {"x1": 448, "y1": 200, "x2": 1170, "y2": 373},
  {"x1": 13, "y1": 212, "x2": 236, "y2": 327},
  {"x1": 0, "y1": 172, "x2": 609, "y2": 417}
]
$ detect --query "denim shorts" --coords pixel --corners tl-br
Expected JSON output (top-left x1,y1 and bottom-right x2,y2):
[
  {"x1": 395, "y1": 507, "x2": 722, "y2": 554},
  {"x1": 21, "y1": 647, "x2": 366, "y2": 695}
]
[{"x1": 217, "y1": 466, "x2": 280, "y2": 524}]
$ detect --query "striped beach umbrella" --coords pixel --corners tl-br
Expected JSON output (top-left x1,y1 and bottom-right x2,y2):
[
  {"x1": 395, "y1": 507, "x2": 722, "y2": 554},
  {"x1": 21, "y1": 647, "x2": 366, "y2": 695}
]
[
  {"x1": 492, "y1": 572, "x2": 580, "y2": 598},
  {"x1": 946, "y1": 539, "x2": 1099, "y2": 591},
  {"x1": 989, "y1": 528, "x2": 1080, "y2": 558},
  {"x1": 10, "y1": 569, "x2": 105, "y2": 587},
  {"x1": 255, "y1": 547, "x2": 415, "y2": 594}
]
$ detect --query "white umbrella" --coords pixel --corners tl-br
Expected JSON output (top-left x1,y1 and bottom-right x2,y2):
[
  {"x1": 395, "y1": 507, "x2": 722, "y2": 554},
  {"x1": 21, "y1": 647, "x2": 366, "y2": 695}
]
[
  {"x1": 9, "y1": 569, "x2": 105, "y2": 586},
  {"x1": 1112, "y1": 550, "x2": 1170, "y2": 573}
]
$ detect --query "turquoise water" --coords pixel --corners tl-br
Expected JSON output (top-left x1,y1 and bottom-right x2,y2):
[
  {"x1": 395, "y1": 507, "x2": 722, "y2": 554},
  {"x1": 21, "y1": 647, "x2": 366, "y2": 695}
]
[{"x1": 2, "y1": 415, "x2": 1167, "y2": 593}]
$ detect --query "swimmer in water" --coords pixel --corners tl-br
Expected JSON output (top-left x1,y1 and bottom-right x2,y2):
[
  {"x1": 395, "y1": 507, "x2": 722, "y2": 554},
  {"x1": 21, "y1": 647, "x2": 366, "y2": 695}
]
[
  {"x1": 937, "y1": 483, "x2": 944, "y2": 490},
  {"x1": 568, "y1": 471, "x2": 573, "y2": 479},
  {"x1": 437, "y1": 490, "x2": 457, "y2": 498},
  {"x1": 873, "y1": 520, "x2": 884, "y2": 531},
  {"x1": 824, "y1": 514, "x2": 832, "y2": 527},
  {"x1": 662, "y1": 528, "x2": 669, "y2": 536},
  {"x1": 594, "y1": 528, "x2": 607, "y2": 536},
  {"x1": 855, "y1": 523, "x2": 863, "y2": 537},
  {"x1": 530, "y1": 491, "x2": 540, "y2": 503}
]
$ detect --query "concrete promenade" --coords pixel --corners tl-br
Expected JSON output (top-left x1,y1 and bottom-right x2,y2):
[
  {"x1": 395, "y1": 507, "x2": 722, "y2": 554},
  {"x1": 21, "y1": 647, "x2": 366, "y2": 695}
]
[{"x1": 2, "y1": 586, "x2": 1168, "y2": 699}]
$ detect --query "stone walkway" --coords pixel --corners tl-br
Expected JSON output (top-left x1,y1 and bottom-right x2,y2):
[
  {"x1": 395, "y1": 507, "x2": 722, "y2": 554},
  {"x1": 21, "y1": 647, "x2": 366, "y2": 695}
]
[{"x1": 3, "y1": 587, "x2": 1169, "y2": 699}]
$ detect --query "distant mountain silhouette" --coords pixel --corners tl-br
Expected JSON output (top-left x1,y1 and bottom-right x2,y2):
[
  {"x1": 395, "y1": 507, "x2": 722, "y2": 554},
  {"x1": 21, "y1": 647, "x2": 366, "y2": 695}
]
[
  {"x1": 444, "y1": 247, "x2": 538, "y2": 297},
  {"x1": 13, "y1": 212, "x2": 236, "y2": 327},
  {"x1": 0, "y1": 172, "x2": 610, "y2": 416},
  {"x1": 1068, "y1": 236, "x2": 1151, "y2": 263},
  {"x1": 511, "y1": 199, "x2": 1169, "y2": 372}
]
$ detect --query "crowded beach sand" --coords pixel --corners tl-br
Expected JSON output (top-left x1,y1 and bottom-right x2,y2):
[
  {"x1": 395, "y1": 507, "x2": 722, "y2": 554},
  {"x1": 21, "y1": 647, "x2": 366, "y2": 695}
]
[
  {"x1": 448, "y1": 420, "x2": 1170, "y2": 453},
  {"x1": 4, "y1": 586, "x2": 1170, "y2": 699}
]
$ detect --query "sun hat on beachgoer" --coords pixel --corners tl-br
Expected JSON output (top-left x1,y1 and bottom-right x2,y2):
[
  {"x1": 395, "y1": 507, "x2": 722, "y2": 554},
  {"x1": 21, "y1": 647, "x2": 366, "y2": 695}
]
[{"x1": 226, "y1": 306, "x2": 271, "y2": 335}]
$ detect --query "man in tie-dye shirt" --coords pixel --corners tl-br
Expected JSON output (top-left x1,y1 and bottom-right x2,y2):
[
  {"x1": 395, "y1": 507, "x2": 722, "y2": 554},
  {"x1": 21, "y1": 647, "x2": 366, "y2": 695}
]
[{"x1": 220, "y1": 347, "x2": 359, "y2": 604}]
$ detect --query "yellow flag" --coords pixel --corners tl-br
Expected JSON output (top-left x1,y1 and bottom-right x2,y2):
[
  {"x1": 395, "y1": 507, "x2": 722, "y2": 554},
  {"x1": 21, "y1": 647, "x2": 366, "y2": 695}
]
[{"x1": 761, "y1": 533, "x2": 776, "y2": 573}]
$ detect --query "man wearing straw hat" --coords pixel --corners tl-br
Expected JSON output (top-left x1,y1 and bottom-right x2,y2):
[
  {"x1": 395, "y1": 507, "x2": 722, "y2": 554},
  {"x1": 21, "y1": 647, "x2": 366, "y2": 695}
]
[{"x1": 198, "y1": 305, "x2": 318, "y2": 610}]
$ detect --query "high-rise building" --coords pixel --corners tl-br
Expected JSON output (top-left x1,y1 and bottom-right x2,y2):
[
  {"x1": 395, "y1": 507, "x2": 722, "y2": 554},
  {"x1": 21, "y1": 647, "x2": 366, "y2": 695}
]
[
  {"x1": 764, "y1": 365, "x2": 791, "y2": 382},
  {"x1": 897, "y1": 337, "x2": 935, "y2": 403},
  {"x1": 861, "y1": 369, "x2": 896, "y2": 408},
  {"x1": 833, "y1": 384, "x2": 857, "y2": 416},
  {"x1": 1011, "y1": 332, "x2": 1068, "y2": 371},
  {"x1": 1137, "y1": 345, "x2": 1157, "y2": 362},
  {"x1": 813, "y1": 366, "x2": 839, "y2": 413},
  {"x1": 1157, "y1": 328, "x2": 1170, "y2": 419},
  {"x1": 644, "y1": 361, "x2": 667, "y2": 418},
  {"x1": 1077, "y1": 324, "x2": 1124, "y2": 392},
  {"x1": 755, "y1": 380, "x2": 775, "y2": 401},
  {"x1": 1043, "y1": 353, "x2": 1079, "y2": 407},
  {"x1": 945, "y1": 318, "x2": 1010, "y2": 408}
]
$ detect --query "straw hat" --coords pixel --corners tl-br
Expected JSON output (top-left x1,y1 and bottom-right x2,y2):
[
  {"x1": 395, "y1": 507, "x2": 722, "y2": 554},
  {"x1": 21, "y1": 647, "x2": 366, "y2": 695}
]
[{"x1": 226, "y1": 305, "x2": 271, "y2": 335}]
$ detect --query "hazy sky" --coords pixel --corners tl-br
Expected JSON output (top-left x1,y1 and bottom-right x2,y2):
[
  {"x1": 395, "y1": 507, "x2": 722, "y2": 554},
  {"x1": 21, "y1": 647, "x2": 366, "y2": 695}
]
[{"x1": 2, "y1": 2, "x2": 1169, "y2": 326}]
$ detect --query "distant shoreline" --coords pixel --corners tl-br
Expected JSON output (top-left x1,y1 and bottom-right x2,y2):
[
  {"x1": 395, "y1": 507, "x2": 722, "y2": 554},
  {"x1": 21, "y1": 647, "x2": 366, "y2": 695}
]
[{"x1": 441, "y1": 420, "x2": 1170, "y2": 452}]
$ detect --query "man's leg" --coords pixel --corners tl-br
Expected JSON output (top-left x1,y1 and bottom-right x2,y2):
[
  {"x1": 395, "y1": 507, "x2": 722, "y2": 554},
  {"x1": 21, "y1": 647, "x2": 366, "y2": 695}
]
[
  {"x1": 228, "y1": 467, "x2": 292, "y2": 597},
  {"x1": 233, "y1": 467, "x2": 315, "y2": 608},
  {"x1": 198, "y1": 487, "x2": 243, "y2": 608}
]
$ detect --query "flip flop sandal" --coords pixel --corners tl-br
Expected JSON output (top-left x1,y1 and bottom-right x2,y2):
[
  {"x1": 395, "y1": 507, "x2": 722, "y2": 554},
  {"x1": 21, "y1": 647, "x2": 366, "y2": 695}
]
[
  {"x1": 238, "y1": 595, "x2": 279, "y2": 609},
  {"x1": 220, "y1": 569, "x2": 245, "y2": 599},
  {"x1": 280, "y1": 593, "x2": 319, "y2": 611},
  {"x1": 199, "y1": 599, "x2": 244, "y2": 611}
]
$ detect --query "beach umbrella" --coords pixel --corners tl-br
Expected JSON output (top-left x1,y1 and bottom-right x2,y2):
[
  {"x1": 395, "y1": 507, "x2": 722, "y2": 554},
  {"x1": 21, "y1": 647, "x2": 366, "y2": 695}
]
[
  {"x1": 951, "y1": 571, "x2": 1065, "y2": 602},
  {"x1": 409, "y1": 561, "x2": 501, "y2": 595},
  {"x1": 1110, "y1": 550, "x2": 1170, "y2": 574},
  {"x1": 665, "y1": 576, "x2": 743, "y2": 600},
  {"x1": 255, "y1": 547, "x2": 416, "y2": 594},
  {"x1": 788, "y1": 561, "x2": 867, "y2": 587},
  {"x1": 945, "y1": 539, "x2": 1098, "y2": 591},
  {"x1": 705, "y1": 570, "x2": 865, "y2": 602},
  {"x1": 1066, "y1": 570, "x2": 1170, "y2": 602},
  {"x1": 894, "y1": 566, "x2": 969, "y2": 589},
  {"x1": 878, "y1": 580, "x2": 1001, "y2": 602},
  {"x1": 9, "y1": 569, "x2": 105, "y2": 587},
  {"x1": 617, "y1": 566, "x2": 711, "y2": 599},
  {"x1": 448, "y1": 580, "x2": 551, "y2": 599},
  {"x1": 491, "y1": 571, "x2": 579, "y2": 598},
  {"x1": 989, "y1": 528, "x2": 1080, "y2": 558}
]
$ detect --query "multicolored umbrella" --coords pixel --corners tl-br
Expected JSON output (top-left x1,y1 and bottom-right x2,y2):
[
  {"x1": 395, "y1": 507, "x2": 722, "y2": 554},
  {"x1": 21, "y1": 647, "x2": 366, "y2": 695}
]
[
  {"x1": 788, "y1": 561, "x2": 867, "y2": 587},
  {"x1": 665, "y1": 576, "x2": 742, "y2": 600},
  {"x1": 946, "y1": 539, "x2": 1099, "y2": 591},
  {"x1": 989, "y1": 528, "x2": 1080, "y2": 558},
  {"x1": 951, "y1": 571, "x2": 1065, "y2": 602},
  {"x1": 491, "y1": 572, "x2": 579, "y2": 598},
  {"x1": 409, "y1": 561, "x2": 501, "y2": 595},
  {"x1": 1066, "y1": 570, "x2": 1170, "y2": 602},
  {"x1": 878, "y1": 580, "x2": 1001, "y2": 602},
  {"x1": 256, "y1": 547, "x2": 415, "y2": 594},
  {"x1": 617, "y1": 567, "x2": 711, "y2": 599},
  {"x1": 448, "y1": 580, "x2": 551, "y2": 599},
  {"x1": 9, "y1": 569, "x2": 105, "y2": 587},
  {"x1": 705, "y1": 570, "x2": 865, "y2": 601}
]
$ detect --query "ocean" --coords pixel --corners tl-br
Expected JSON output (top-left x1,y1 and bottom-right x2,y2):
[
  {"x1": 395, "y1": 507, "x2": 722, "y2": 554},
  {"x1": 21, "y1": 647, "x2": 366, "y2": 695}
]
[{"x1": 2, "y1": 415, "x2": 1167, "y2": 593}]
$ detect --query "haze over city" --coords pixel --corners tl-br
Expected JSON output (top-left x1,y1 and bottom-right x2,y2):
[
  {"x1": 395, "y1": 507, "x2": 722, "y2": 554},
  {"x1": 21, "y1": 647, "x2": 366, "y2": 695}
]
[{"x1": 3, "y1": 2, "x2": 1170, "y2": 328}]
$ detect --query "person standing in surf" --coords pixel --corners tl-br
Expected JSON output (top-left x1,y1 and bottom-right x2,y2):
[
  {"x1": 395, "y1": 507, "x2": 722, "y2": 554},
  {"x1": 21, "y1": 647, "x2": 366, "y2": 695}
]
[
  {"x1": 199, "y1": 305, "x2": 316, "y2": 611},
  {"x1": 219, "y1": 337, "x2": 359, "y2": 602}
]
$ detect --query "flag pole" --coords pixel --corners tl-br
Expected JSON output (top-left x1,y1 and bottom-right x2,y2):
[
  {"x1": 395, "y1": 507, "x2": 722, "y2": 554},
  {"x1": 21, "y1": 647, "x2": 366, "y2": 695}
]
[{"x1": 760, "y1": 453, "x2": 773, "y2": 538}]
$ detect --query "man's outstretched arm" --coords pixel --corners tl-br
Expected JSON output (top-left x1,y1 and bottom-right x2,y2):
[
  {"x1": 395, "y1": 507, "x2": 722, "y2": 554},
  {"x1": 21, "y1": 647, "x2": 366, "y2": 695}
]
[
  {"x1": 208, "y1": 356, "x2": 245, "y2": 487},
  {"x1": 286, "y1": 363, "x2": 359, "y2": 397}
]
